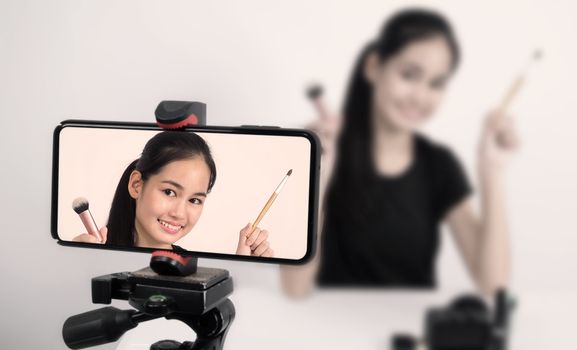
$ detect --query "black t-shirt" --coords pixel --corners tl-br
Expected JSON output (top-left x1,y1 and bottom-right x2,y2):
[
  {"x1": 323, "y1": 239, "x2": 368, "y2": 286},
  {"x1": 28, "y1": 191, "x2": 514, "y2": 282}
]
[{"x1": 317, "y1": 135, "x2": 471, "y2": 288}]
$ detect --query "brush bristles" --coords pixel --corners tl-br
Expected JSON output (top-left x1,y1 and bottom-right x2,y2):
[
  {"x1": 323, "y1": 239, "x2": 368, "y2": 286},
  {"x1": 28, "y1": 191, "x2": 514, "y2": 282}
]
[
  {"x1": 306, "y1": 85, "x2": 323, "y2": 100},
  {"x1": 287, "y1": 169, "x2": 293, "y2": 176},
  {"x1": 72, "y1": 197, "x2": 89, "y2": 214}
]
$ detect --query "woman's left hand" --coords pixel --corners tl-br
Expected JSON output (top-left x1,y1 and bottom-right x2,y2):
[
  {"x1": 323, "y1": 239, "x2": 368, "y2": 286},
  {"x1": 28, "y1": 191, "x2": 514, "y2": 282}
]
[
  {"x1": 236, "y1": 223, "x2": 275, "y2": 257},
  {"x1": 478, "y1": 110, "x2": 520, "y2": 174}
]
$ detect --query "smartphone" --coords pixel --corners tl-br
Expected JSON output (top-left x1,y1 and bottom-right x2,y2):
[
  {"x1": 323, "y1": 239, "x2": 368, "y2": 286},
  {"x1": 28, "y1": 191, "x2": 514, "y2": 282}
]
[{"x1": 51, "y1": 120, "x2": 319, "y2": 264}]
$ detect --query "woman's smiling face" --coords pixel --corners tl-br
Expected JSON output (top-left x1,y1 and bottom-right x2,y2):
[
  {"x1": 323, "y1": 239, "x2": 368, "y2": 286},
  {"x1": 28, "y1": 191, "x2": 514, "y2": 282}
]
[
  {"x1": 128, "y1": 157, "x2": 211, "y2": 249},
  {"x1": 366, "y1": 35, "x2": 454, "y2": 131}
]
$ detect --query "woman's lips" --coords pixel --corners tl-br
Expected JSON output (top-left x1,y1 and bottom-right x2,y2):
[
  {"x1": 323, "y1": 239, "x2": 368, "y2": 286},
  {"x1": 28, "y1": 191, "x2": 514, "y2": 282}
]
[
  {"x1": 399, "y1": 108, "x2": 424, "y2": 121},
  {"x1": 395, "y1": 103, "x2": 426, "y2": 121},
  {"x1": 158, "y1": 219, "x2": 183, "y2": 235}
]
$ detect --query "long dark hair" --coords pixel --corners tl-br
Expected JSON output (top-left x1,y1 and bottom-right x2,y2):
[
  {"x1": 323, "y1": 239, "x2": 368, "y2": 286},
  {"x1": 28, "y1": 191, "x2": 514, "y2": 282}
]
[
  {"x1": 325, "y1": 8, "x2": 460, "y2": 225},
  {"x1": 106, "y1": 131, "x2": 217, "y2": 246}
]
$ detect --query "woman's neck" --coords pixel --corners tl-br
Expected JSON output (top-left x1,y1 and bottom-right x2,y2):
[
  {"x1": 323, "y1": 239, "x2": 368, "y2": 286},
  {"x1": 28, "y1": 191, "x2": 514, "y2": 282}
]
[
  {"x1": 371, "y1": 111, "x2": 414, "y2": 176},
  {"x1": 133, "y1": 227, "x2": 171, "y2": 250}
]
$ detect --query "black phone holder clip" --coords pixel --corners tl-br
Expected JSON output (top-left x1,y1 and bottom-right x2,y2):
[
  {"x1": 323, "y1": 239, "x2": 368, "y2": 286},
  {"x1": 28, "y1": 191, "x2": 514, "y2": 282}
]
[
  {"x1": 154, "y1": 101, "x2": 207, "y2": 129},
  {"x1": 62, "y1": 102, "x2": 236, "y2": 350}
]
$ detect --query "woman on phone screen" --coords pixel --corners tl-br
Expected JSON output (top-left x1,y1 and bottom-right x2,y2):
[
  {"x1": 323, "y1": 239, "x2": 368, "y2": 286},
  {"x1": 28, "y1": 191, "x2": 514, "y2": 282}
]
[{"x1": 73, "y1": 131, "x2": 274, "y2": 257}]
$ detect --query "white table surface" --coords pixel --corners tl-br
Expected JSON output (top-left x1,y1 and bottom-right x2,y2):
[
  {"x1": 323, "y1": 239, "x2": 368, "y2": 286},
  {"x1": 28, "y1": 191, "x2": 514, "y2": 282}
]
[{"x1": 116, "y1": 284, "x2": 575, "y2": 350}]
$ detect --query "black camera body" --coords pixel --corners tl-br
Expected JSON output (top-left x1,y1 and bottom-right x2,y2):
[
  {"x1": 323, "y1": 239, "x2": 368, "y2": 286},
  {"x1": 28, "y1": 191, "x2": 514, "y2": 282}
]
[
  {"x1": 393, "y1": 290, "x2": 514, "y2": 350},
  {"x1": 426, "y1": 295, "x2": 493, "y2": 350}
]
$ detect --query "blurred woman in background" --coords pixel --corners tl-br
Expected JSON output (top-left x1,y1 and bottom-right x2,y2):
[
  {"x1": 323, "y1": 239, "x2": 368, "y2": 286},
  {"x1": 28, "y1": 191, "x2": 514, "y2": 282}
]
[{"x1": 282, "y1": 8, "x2": 518, "y2": 297}]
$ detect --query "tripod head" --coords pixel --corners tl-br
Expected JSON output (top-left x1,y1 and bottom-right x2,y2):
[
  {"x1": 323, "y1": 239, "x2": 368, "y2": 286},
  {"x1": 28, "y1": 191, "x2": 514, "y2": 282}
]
[{"x1": 62, "y1": 263, "x2": 234, "y2": 349}]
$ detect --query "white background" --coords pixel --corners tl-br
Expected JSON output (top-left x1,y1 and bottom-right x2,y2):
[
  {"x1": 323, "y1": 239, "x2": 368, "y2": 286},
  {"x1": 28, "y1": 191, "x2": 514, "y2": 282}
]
[{"x1": 1, "y1": 0, "x2": 576, "y2": 349}]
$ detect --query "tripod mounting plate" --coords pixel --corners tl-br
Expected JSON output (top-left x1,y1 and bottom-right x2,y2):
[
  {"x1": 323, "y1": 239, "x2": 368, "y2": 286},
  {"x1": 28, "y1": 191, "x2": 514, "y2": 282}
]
[
  {"x1": 131, "y1": 267, "x2": 229, "y2": 291},
  {"x1": 92, "y1": 267, "x2": 233, "y2": 317}
]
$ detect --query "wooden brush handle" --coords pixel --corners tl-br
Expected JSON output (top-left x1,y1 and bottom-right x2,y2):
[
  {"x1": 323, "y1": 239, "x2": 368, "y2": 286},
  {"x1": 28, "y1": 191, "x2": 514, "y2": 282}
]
[
  {"x1": 499, "y1": 75, "x2": 525, "y2": 114},
  {"x1": 247, "y1": 192, "x2": 278, "y2": 239}
]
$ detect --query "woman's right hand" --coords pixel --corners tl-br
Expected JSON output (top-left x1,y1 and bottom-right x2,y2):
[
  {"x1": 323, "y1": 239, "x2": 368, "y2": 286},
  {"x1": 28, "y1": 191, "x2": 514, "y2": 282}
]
[
  {"x1": 307, "y1": 113, "x2": 342, "y2": 189},
  {"x1": 307, "y1": 113, "x2": 342, "y2": 158},
  {"x1": 72, "y1": 226, "x2": 108, "y2": 244}
]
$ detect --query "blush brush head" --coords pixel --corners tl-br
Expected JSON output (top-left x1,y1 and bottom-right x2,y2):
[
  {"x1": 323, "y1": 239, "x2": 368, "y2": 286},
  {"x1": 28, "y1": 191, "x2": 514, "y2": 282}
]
[
  {"x1": 72, "y1": 197, "x2": 90, "y2": 214},
  {"x1": 72, "y1": 197, "x2": 102, "y2": 242}
]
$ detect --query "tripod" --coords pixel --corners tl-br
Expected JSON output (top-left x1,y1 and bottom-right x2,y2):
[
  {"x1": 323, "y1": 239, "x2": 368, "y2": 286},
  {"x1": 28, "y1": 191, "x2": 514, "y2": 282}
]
[{"x1": 63, "y1": 256, "x2": 235, "y2": 350}]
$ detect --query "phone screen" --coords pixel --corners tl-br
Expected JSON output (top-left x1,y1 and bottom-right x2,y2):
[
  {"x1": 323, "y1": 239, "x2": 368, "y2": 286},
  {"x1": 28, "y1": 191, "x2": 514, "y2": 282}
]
[{"x1": 52, "y1": 121, "x2": 319, "y2": 263}]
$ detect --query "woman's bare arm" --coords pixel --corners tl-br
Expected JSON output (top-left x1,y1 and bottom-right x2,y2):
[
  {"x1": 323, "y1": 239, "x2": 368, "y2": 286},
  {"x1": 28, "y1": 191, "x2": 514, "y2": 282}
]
[
  {"x1": 446, "y1": 111, "x2": 518, "y2": 297},
  {"x1": 446, "y1": 191, "x2": 510, "y2": 297},
  {"x1": 280, "y1": 115, "x2": 340, "y2": 298}
]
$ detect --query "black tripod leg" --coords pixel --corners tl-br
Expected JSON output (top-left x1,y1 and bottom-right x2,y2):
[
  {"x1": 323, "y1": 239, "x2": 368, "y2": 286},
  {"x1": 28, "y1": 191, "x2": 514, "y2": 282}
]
[
  {"x1": 161, "y1": 299, "x2": 235, "y2": 350},
  {"x1": 189, "y1": 299, "x2": 235, "y2": 350}
]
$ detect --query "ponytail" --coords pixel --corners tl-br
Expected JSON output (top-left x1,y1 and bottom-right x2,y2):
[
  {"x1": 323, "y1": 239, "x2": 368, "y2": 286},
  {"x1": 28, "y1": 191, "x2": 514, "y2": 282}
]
[{"x1": 105, "y1": 159, "x2": 138, "y2": 246}]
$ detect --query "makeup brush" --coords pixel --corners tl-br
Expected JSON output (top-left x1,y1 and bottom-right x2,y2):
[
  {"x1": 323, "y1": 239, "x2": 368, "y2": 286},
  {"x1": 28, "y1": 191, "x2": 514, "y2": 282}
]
[
  {"x1": 72, "y1": 197, "x2": 102, "y2": 243},
  {"x1": 307, "y1": 84, "x2": 331, "y2": 121},
  {"x1": 246, "y1": 169, "x2": 293, "y2": 239},
  {"x1": 306, "y1": 83, "x2": 341, "y2": 155},
  {"x1": 498, "y1": 49, "x2": 543, "y2": 113}
]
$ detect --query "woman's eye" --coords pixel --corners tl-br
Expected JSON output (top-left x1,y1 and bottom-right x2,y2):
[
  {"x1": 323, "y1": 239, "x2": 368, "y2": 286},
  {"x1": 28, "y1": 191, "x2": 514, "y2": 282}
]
[
  {"x1": 189, "y1": 198, "x2": 203, "y2": 205},
  {"x1": 163, "y1": 189, "x2": 176, "y2": 197},
  {"x1": 430, "y1": 78, "x2": 447, "y2": 91},
  {"x1": 401, "y1": 69, "x2": 419, "y2": 80}
]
